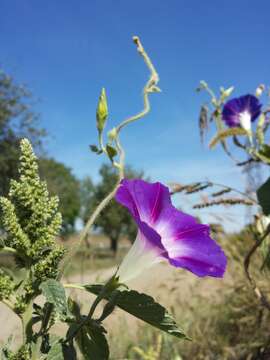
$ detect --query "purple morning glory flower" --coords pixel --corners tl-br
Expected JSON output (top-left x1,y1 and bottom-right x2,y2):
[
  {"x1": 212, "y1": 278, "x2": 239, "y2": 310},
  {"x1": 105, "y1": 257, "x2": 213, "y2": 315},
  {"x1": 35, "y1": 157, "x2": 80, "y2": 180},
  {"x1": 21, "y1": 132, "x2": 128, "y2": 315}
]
[
  {"x1": 115, "y1": 179, "x2": 226, "y2": 282},
  {"x1": 222, "y1": 94, "x2": 262, "y2": 131}
]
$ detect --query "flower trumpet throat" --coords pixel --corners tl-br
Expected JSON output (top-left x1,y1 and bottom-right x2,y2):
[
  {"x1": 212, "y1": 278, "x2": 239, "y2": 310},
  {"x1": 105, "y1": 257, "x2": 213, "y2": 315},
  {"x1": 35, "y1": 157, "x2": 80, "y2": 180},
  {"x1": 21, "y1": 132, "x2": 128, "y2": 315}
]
[
  {"x1": 222, "y1": 94, "x2": 262, "y2": 131},
  {"x1": 115, "y1": 179, "x2": 227, "y2": 283}
]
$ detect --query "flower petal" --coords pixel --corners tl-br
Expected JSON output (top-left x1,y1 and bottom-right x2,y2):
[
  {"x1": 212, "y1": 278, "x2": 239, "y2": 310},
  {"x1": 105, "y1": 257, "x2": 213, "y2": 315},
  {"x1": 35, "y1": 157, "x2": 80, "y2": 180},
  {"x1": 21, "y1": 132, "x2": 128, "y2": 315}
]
[
  {"x1": 116, "y1": 179, "x2": 227, "y2": 280},
  {"x1": 155, "y1": 206, "x2": 226, "y2": 277},
  {"x1": 116, "y1": 230, "x2": 164, "y2": 283},
  {"x1": 115, "y1": 179, "x2": 171, "y2": 225},
  {"x1": 222, "y1": 94, "x2": 262, "y2": 128},
  {"x1": 168, "y1": 225, "x2": 226, "y2": 277}
]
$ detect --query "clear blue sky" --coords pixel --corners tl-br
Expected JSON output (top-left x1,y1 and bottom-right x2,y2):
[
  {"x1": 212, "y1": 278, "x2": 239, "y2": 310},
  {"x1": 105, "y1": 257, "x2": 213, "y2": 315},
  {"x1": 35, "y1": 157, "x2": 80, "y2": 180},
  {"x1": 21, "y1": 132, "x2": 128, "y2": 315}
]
[{"x1": 1, "y1": 0, "x2": 270, "y2": 229}]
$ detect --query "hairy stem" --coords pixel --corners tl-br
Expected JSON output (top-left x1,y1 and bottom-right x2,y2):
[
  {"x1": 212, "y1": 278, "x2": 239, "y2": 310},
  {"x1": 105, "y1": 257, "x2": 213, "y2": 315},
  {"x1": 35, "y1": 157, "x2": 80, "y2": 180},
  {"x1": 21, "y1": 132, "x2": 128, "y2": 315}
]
[
  {"x1": 58, "y1": 184, "x2": 119, "y2": 280},
  {"x1": 21, "y1": 300, "x2": 34, "y2": 344},
  {"x1": 59, "y1": 35, "x2": 160, "y2": 279},
  {"x1": 115, "y1": 36, "x2": 159, "y2": 133},
  {"x1": 65, "y1": 276, "x2": 119, "y2": 343},
  {"x1": 54, "y1": 36, "x2": 160, "y2": 339},
  {"x1": 63, "y1": 283, "x2": 85, "y2": 291}
]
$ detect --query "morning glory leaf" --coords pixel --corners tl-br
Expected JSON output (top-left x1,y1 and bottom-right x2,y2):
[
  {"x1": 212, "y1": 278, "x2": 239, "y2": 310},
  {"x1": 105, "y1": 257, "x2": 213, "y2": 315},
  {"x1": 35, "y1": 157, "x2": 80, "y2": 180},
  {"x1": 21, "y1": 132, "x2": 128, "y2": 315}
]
[
  {"x1": 46, "y1": 338, "x2": 76, "y2": 360},
  {"x1": 106, "y1": 144, "x2": 117, "y2": 162},
  {"x1": 75, "y1": 322, "x2": 109, "y2": 360},
  {"x1": 89, "y1": 144, "x2": 103, "y2": 155},
  {"x1": 84, "y1": 285, "x2": 188, "y2": 340},
  {"x1": 257, "y1": 177, "x2": 270, "y2": 215},
  {"x1": 257, "y1": 144, "x2": 270, "y2": 164}
]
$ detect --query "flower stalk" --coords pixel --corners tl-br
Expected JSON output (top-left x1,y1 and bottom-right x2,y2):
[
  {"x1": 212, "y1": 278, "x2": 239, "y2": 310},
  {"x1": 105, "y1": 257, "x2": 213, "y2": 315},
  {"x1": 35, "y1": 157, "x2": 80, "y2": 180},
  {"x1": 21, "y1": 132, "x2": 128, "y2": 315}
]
[{"x1": 59, "y1": 35, "x2": 161, "y2": 278}]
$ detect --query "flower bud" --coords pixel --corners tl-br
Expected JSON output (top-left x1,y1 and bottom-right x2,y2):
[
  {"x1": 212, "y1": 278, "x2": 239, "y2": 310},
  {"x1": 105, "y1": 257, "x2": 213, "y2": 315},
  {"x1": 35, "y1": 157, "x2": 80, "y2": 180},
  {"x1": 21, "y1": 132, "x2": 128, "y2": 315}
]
[
  {"x1": 96, "y1": 88, "x2": 108, "y2": 133},
  {"x1": 221, "y1": 86, "x2": 234, "y2": 100},
  {"x1": 255, "y1": 84, "x2": 265, "y2": 98},
  {"x1": 199, "y1": 80, "x2": 208, "y2": 89},
  {"x1": 107, "y1": 127, "x2": 117, "y2": 141}
]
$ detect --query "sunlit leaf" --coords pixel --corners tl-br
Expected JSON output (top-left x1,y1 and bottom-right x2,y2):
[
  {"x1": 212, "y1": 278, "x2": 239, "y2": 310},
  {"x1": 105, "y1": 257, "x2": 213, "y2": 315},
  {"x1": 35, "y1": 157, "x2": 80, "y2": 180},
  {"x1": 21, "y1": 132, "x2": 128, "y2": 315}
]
[
  {"x1": 40, "y1": 279, "x2": 68, "y2": 319},
  {"x1": 85, "y1": 285, "x2": 188, "y2": 339}
]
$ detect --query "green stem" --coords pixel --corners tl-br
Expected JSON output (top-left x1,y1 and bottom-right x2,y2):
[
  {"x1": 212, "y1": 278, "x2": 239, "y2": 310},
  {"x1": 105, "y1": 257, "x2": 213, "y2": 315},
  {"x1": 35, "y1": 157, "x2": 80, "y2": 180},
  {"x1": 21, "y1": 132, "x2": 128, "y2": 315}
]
[
  {"x1": 63, "y1": 283, "x2": 85, "y2": 291},
  {"x1": 65, "y1": 276, "x2": 119, "y2": 343},
  {"x1": 1, "y1": 246, "x2": 18, "y2": 255},
  {"x1": 59, "y1": 36, "x2": 160, "y2": 280},
  {"x1": 58, "y1": 183, "x2": 120, "y2": 279},
  {"x1": 22, "y1": 300, "x2": 34, "y2": 344},
  {"x1": 60, "y1": 36, "x2": 160, "y2": 342},
  {"x1": 115, "y1": 36, "x2": 159, "y2": 134}
]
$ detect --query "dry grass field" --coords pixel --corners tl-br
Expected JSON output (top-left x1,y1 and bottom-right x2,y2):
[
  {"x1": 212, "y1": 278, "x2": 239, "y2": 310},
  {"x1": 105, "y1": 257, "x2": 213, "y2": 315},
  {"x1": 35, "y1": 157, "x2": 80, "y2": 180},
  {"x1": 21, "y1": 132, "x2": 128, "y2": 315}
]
[{"x1": 0, "y1": 233, "x2": 234, "y2": 359}]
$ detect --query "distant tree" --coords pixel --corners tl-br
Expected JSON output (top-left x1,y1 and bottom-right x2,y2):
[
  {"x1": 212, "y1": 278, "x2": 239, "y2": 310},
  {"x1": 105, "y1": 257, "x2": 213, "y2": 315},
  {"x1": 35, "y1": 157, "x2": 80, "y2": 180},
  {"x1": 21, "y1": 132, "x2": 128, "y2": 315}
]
[
  {"x1": 0, "y1": 69, "x2": 46, "y2": 196},
  {"x1": 39, "y1": 158, "x2": 81, "y2": 234},
  {"x1": 81, "y1": 164, "x2": 144, "y2": 253}
]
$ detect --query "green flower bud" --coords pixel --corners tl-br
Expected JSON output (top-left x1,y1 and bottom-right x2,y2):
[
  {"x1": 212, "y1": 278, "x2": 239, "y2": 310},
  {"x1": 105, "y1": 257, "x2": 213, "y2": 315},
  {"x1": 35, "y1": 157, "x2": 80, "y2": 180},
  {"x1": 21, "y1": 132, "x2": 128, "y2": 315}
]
[
  {"x1": 199, "y1": 80, "x2": 208, "y2": 89},
  {"x1": 96, "y1": 88, "x2": 108, "y2": 133},
  {"x1": 107, "y1": 127, "x2": 117, "y2": 141},
  {"x1": 220, "y1": 86, "x2": 234, "y2": 101},
  {"x1": 255, "y1": 84, "x2": 265, "y2": 97}
]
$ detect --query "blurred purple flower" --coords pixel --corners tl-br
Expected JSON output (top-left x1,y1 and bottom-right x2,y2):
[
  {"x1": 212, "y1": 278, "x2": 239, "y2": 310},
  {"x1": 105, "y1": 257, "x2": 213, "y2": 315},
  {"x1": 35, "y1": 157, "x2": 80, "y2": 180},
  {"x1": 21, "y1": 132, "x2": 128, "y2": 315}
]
[
  {"x1": 115, "y1": 179, "x2": 226, "y2": 282},
  {"x1": 222, "y1": 94, "x2": 262, "y2": 131}
]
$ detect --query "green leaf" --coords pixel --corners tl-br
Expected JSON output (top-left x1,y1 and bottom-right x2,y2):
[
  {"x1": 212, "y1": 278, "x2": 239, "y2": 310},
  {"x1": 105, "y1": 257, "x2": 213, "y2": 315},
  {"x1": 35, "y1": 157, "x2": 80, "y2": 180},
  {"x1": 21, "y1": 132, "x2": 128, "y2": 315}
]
[
  {"x1": 67, "y1": 297, "x2": 81, "y2": 319},
  {"x1": 46, "y1": 340, "x2": 76, "y2": 360},
  {"x1": 40, "y1": 279, "x2": 68, "y2": 318},
  {"x1": 76, "y1": 322, "x2": 109, "y2": 360},
  {"x1": 257, "y1": 177, "x2": 270, "y2": 215},
  {"x1": 105, "y1": 144, "x2": 117, "y2": 162},
  {"x1": 46, "y1": 341, "x2": 64, "y2": 360},
  {"x1": 209, "y1": 128, "x2": 247, "y2": 149},
  {"x1": 257, "y1": 144, "x2": 270, "y2": 164},
  {"x1": 85, "y1": 285, "x2": 188, "y2": 340},
  {"x1": 89, "y1": 144, "x2": 103, "y2": 155}
]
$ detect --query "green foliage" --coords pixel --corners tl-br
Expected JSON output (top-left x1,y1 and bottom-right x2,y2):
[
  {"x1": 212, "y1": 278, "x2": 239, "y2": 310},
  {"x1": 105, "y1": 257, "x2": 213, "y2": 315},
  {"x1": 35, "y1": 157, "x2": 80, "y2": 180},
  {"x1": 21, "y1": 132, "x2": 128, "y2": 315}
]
[
  {"x1": 38, "y1": 158, "x2": 81, "y2": 234},
  {"x1": 85, "y1": 285, "x2": 188, "y2": 340},
  {"x1": 75, "y1": 323, "x2": 109, "y2": 360},
  {"x1": 0, "y1": 270, "x2": 14, "y2": 300},
  {"x1": 40, "y1": 279, "x2": 68, "y2": 319},
  {"x1": 105, "y1": 144, "x2": 118, "y2": 162},
  {"x1": 46, "y1": 337, "x2": 76, "y2": 360},
  {"x1": 0, "y1": 139, "x2": 65, "y2": 313},
  {"x1": 257, "y1": 144, "x2": 270, "y2": 164},
  {"x1": 0, "y1": 69, "x2": 45, "y2": 196},
  {"x1": 68, "y1": 298, "x2": 110, "y2": 360},
  {"x1": 81, "y1": 164, "x2": 144, "y2": 252},
  {"x1": 257, "y1": 177, "x2": 270, "y2": 215}
]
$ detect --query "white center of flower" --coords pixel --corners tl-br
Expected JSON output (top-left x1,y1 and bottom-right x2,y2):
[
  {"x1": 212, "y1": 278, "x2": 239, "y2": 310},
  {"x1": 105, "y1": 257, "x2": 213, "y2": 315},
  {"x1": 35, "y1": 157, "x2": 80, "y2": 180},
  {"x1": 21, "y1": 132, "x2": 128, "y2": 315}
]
[
  {"x1": 239, "y1": 111, "x2": 251, "y2": 131},
  {"x1": 116, "y1": 232, "x2": 164, "y2": 283}
]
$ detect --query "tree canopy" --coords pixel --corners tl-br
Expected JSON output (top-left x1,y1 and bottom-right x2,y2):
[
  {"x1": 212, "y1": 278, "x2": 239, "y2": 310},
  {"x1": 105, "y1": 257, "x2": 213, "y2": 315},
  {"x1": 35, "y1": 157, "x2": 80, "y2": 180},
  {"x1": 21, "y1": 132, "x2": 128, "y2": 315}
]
[{"x1": 0, "y1": 69, "x2": 45, "y2": 196}]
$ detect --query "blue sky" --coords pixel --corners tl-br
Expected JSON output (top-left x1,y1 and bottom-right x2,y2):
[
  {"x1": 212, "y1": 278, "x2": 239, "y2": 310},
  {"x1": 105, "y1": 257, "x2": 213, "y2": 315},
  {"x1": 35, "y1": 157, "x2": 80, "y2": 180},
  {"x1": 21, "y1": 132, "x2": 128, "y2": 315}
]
[{"x1": 1, "y1": 0, "x2": 270, "y2": 229}]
